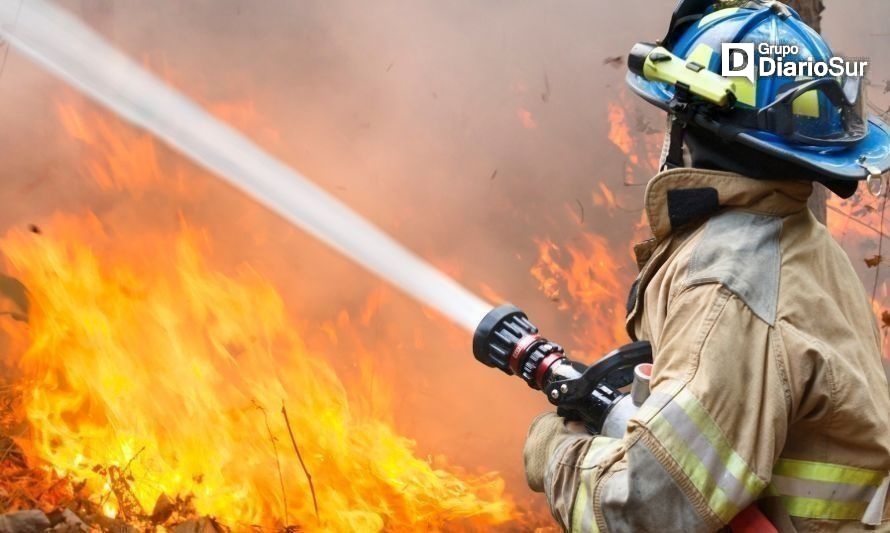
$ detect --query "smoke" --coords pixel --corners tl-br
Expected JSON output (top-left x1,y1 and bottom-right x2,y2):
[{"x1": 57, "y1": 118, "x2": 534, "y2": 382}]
[
  {"x1": 0, "y1": 0, "x2": 494, "y2": 334},
  {"x1": 1, "y1": 0, "x2": 888, "y2": 512}
]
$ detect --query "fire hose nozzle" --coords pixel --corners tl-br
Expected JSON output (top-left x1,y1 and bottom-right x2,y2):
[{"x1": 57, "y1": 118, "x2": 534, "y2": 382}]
[
  {"x1": 473, "y1": 304, "x2": 567, "y2": 389},
  {"x1": 472, "y1": 304, "x2": 531, "y2": 372},
  {"x1": 473, "y1": 303, "x2": 654, "y2": 434}
]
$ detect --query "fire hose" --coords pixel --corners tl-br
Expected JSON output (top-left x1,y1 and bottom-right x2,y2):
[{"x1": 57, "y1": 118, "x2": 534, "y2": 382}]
[{"x1": 473, "y1": 304, "x2": 654, "y2": 437}]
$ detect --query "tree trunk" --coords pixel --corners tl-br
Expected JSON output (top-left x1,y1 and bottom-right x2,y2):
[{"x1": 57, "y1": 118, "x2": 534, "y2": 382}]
[
  {"x1": 785, "y1": 0, "x2": 824, "y2": 32},
  {"x1": 786, "y1": 0, "x2": 828, "y2": 224}
]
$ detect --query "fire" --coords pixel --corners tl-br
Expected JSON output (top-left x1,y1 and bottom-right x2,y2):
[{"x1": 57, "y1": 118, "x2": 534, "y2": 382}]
[
  {"x1": 0, "y1": 101, "x2": 516, "y2": 530},
  {"x1": 1, "y1": 214, "x2": 512, "y2": 531},
  {"x1": 606, "y1": 102, "x2": 638, "y2": 167},
  {"x1": 56, "y1": 103, "x2": 165, "y2": 195},
  {"x1": 522, "y1": 100, "x2": 662, "y2": 363},
  {"x1": 4, "y1": 70, "x2": 883, "y2": 533},
  {"x1": 530, "y1": 235, "x2": 630, "y2": 360},
  {"x1": 826, "y1": 192, "x2": 890, "y2": 353},
  {"x1": 607, "y1": 95, "x2": 663, "y2": 184}
]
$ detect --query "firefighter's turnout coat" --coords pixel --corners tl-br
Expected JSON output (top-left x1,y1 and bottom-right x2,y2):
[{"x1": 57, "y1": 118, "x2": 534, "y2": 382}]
[{"x1": 524, "y1": 168, "x2": 890, "y2": 532}]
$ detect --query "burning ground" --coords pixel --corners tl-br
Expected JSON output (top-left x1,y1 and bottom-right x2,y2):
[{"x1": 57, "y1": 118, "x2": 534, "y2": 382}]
[
  {"x1": 1, "y1": 0, "x2": 889, "y2": 531},
  {"x1": 0, "y1": 214, "x2": 512, "y2": 530}
]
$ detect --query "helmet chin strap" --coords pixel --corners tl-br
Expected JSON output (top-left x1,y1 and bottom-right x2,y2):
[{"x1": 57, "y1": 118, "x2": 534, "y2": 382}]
[
  {"x1": 660, "y1": 115, "x2": 687, "y2": 171},
  {"x1": 661, "y1": 87, "x2": 697, "y2": 171}
]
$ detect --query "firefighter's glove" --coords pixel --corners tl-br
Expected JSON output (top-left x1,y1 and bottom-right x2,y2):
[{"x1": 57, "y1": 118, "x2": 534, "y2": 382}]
[{"x1": 523, "y1": 412, "x2": 586, "y2": 492}]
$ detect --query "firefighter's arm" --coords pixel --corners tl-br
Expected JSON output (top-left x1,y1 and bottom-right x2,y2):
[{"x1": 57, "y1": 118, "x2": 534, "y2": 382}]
[{"x1": 524, "y1": 283, "x2": 788, "y2": 531}]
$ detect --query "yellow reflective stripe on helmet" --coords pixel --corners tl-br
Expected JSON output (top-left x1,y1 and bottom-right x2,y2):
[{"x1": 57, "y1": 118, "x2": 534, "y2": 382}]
[
  {"x1": 648, "y1": 388, "x2": 766, "y2": 523},
  {"x1": 570, "y1": 438, "x2": 621, "y2": 533},
  {"x1": 790, "y1": 77, "x2": 819, "y2": 118},
  {"x1": 777, "y1": 495, "x2": 868, "y2": 521},
  {"x1": 792, "y1": 90, "x2": 820, "y2": 118},
  {"x1": 766, "y1": 459, "x2": 886, "y2": 521},
  {"x1": 792, "y1": 90, "x2": 819, "y2": 117},
  {"x1": 773, "y1": 458, "x2": 885, "y2": 487}
]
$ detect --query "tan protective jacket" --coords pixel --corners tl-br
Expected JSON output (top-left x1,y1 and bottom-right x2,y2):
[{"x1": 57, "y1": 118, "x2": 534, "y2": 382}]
[{"x1": 534, "y1": 168, "x2": 890, "y2": 532}]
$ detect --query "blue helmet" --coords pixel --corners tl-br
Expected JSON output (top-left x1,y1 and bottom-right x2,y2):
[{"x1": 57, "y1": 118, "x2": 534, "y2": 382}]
[{"x1": 626, "y1": 0, "x2": 890, "y2": 185}]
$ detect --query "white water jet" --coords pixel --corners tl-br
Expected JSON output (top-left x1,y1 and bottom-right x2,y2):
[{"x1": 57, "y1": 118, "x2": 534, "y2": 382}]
[{"x1": 0, "y1": 0, "x2": 492, "y2": 332}]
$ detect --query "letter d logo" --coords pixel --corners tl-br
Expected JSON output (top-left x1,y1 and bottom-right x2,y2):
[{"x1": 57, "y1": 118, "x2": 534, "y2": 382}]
[{"x1": 722, "y1": 43, "x2": 755, "y2": 84}]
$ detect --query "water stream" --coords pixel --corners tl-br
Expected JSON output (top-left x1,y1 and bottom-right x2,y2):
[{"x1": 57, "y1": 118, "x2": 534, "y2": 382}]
[{"x1": 0, "y1": 0, "x2": 492, "y2": 333}]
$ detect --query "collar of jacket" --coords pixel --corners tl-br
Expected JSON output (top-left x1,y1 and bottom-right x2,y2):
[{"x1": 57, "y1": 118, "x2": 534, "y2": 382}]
[{"x1": 643, "y1": 167, "x2": 814, "y2": 242}]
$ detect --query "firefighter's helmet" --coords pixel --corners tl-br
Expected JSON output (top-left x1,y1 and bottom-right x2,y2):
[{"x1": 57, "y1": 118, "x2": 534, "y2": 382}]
[{"x1": 626, "y1": 0, "x2": 890, "y2": 186}]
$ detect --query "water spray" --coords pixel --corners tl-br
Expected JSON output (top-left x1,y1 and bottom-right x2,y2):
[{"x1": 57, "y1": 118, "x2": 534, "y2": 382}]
[
  {"x1": 0, "y1": 0, "x2": 654, "y2": 434},
  {"x1": 0, "y1": 0, "x2": 489, "y2": 333}
]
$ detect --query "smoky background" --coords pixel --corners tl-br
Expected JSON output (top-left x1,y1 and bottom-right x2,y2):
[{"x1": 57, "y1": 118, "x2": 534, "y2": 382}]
[{"x1": 0, "y1": 0, "x2": 887, "y2": 511}]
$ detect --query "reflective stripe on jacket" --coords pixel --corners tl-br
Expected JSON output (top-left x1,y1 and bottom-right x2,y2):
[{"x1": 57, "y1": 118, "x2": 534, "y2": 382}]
[{"x1": 539, "y1": 168, "x2": 890, "y2": 532}]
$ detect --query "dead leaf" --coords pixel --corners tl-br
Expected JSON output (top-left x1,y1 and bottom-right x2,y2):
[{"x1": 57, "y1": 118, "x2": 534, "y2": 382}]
[
  {"x1": 151, "y1": 493, "x2": 175, "y2": 524},
  {"x1": 865, "y1": 255, "x2": 883, "y2": 268},
  {"x1": 0, "y1": 275, "x2": 28, "y2": 322}
]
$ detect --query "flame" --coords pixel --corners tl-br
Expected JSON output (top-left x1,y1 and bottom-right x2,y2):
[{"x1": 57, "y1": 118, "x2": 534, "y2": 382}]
[
  {"x1": 0, "y1": 101, "x2": 516, "y2": 530},
  {"x1": 606, "y1": 103, "x2": 638, "y2": 167},
  {"x1": 57, "y1": 102, "x2": 164, "y2": 195},
  {"x1": 10, "y1": 73, "x2": 884, "y2": 533},
  {"x1": 1, "y1": 214, "x2": 512, "y2": 531},
  {"x1": 530, "y1": 235, "x2": 630, "y2": 360},
  {"x1": 522, "y1": 99, "x2": 655, "y2": 362},
  {"x1": 606, "y1": 97, "x2": 663, "y2": 183},
  {"x1": 827, "y1": 192, "x2": 890, "y2": 353}
]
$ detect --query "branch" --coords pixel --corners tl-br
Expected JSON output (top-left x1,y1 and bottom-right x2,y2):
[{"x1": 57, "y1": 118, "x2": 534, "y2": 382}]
[
  {"x1": 872, "y1": 193, "x2": 889, "y2": 306},
  {"x1": 826, "y1": 205, "x2": 890, "y2": 241},
  {"x1": 282, "y1": 402, "x2": 319, "y2": 523},
  {"x1": 254, "y1": 400, "x2": 288, "y2": 526}
]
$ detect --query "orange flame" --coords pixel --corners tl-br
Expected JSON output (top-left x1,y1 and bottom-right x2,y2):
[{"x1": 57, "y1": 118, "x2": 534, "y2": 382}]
[
  {"x1": 606, "y1": 102, "x2": 638, "y2": 167},
  {"x1": 57, "y1": 103, "x2": 163, "y2": 195},
  {"x1": 0, "y1": 102, "x2": 516, "y2": 530},
  {"x1": 2, "y1": 214, "x2": 513, "y2": 531},
  {"x1": 530, "y1": 234, "x2": 630, "y2": 360},
  {"x1": 606, "y1": 96, "x2": 663, "y2": 183}
]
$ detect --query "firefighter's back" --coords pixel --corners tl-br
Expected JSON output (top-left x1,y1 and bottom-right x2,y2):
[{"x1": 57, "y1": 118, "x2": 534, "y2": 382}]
[{"x1": 765, "y1": 205, "x2": 890, "y2": 531}]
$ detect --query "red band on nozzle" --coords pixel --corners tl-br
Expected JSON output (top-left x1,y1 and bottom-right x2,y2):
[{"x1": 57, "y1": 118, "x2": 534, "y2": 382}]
[
  {"x1": 509, "y1": 333, "x2": 542, "y2": 375},
  {"x1": 534, "y1": 352, "x2": 565, "y2": 389}
]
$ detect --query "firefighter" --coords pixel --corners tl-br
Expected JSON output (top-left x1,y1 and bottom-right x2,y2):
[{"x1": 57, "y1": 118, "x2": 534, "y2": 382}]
[{"x1": 523, "y1": 1, "x2": 890, "y2": 531}]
